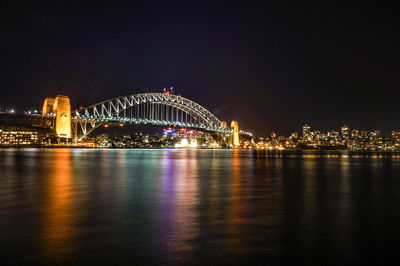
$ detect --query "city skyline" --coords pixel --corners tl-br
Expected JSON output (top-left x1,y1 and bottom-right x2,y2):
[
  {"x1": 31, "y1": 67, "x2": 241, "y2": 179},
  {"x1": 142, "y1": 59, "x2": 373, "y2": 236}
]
[{"x1": 3, "y1": 101, "x2": 400, "y2": 138}]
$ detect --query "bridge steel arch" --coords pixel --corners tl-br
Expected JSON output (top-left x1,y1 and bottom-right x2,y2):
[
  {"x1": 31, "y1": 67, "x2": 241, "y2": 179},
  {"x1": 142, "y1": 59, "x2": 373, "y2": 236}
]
[{"x1": 74, "y1": 93, "x2": 228, "y2": 141}]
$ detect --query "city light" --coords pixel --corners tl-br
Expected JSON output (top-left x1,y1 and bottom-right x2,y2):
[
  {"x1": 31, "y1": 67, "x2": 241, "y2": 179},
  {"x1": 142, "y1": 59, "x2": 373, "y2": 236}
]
[{"x1": 3, "y1": 93, "x2": 400, "y2": 151}]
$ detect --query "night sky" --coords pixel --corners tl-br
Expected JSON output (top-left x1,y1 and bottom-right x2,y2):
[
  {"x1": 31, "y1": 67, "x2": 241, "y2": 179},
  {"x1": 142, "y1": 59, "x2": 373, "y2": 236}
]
[{"x1": 1, "y1": 1, "x2": 400, "y2": 135}]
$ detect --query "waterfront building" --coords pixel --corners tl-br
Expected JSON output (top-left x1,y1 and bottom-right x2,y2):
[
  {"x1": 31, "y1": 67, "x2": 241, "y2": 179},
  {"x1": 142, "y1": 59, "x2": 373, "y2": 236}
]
[
  {"x1": 0, "y1": 130, "x2": 39, "y2": 145},
  {"x1": 95, "y1": 134, "x2": 112, "y2": 147}
]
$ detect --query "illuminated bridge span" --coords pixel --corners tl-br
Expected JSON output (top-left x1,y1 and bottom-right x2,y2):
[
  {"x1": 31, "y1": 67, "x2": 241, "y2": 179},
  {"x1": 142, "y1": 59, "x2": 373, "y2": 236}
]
[{"x1": 74, "y1": 93, "x2": 230, "y2": 141}]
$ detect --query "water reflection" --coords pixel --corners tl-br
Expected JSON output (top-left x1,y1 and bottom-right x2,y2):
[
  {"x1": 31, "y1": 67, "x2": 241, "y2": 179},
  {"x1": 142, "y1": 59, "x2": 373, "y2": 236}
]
[
  {"x1": 227, "y1": 150, "x2": 243, "y2": 253},
  {"x1": 39, "y1": 149, "x2": 76, "y2": 263},
  {"x1": 155, "y1": 150, "x2": 199, "y2": 261},
  {"x1": 1, "y1": 149, "x2": 400, "y2": 264}
]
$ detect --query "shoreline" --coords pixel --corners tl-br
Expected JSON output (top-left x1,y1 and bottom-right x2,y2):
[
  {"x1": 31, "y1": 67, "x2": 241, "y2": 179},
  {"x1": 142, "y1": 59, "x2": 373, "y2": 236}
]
[{"x1": 2, "y1": 146, "x2": 400, "y2": 153}]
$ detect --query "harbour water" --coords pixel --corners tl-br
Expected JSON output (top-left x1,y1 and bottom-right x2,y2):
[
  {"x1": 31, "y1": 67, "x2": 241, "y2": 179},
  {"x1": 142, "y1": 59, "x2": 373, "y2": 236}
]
[{"x1": 1, "y1": 149, "x2": 400, "y2": 264}]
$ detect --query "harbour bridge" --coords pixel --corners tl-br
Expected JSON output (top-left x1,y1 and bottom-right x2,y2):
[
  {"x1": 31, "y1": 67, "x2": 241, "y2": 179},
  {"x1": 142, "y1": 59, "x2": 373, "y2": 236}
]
[{"x1": 40, "y1": 92, "x2": 243, "y2": 145}]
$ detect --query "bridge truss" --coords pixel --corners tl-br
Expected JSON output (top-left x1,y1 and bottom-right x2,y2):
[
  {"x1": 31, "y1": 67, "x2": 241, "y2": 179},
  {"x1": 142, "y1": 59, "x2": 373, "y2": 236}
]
[{"x1": 73, "y1": 93, "x2": 230, "y2": 141}]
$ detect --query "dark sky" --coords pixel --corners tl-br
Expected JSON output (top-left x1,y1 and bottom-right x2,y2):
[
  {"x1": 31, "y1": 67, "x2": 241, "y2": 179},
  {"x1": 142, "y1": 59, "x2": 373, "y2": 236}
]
[{"x1": 1, "y1": 1, "x2": 400, "y2": 135}]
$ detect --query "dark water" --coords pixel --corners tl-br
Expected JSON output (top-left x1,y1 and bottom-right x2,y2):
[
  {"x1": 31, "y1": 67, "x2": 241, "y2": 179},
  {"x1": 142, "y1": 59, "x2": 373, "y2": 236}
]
[{"x1": 1, "y1": 149, "x2": 400, "y2": 265}]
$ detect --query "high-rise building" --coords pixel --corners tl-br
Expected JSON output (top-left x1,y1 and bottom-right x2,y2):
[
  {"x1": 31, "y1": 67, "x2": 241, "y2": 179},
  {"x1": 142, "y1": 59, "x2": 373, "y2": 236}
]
[
  {"x1": 341, "y1": 125, "x2": 350, "y2": 138},
  {"x1": 351, "y1": 129, "x2": 359, "y2": 139},
  {"x1": 303, "y1": 124, "x2": 311, "y2": 138}
]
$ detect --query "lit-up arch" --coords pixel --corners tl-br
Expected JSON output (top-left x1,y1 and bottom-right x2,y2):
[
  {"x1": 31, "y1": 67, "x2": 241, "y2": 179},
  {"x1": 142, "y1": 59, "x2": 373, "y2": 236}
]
[{"x1": 74, "y1": 93, "x2": 228, "y2": 140}]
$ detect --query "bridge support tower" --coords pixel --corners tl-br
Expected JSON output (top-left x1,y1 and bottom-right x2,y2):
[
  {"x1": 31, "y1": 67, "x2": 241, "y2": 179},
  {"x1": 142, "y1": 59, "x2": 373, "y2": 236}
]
[
  {"x1": 42, "y1": 95, "x2": 72, "y2": 138},
  {"x1": 231, "y1": 120, "x2": 239, "y2": 147}
]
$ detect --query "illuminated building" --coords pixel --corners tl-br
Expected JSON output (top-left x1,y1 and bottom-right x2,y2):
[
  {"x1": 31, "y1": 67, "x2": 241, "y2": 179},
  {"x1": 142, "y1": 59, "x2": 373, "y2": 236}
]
[
  {"x1": 369, "y1": 130, "x2": 381, "y2": 139},
  {"x1": 231, "y1": 120, "x2": 239, "y2": 147},
  {"x1": 291, "y1": 132, "x2": 299, "y2": 139},
  {"x1": 0, "y1": 130, "x2": 39, "y2": 145},
  {"x1": 175, "y1": 138, "x2": 198, "y2": 148},
  {"x1": 163, "y1": 127, "x2": 177, "y2": 138},
  {"x1": 42, "y1": 95, "x2": 71, "y2": 138},
  {"x1": 303, "y1": 124, "x2": 311, "y2": 139},
  {"x1": 351, "y1": 129, "x2": 360, "y2": 139},
  {"x1": 341, "y1": 125, "x2": 350, "y2": 138},
  {"x1": 360, "y1": 130, "x2": 369, "y2": 138},
  {"x1": 392, "y1": 131, "x2": 400, "y2": 140},
  {"x1": 327, "y1": 130, "x2": 339, "y2": 138},
  {"x1": 95, "y1": 134, "x2": 112, "y2": 147}
]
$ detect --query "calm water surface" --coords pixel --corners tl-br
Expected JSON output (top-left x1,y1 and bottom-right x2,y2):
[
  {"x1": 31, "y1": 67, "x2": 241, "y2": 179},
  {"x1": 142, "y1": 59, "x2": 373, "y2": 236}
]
[{"x1": 1, "y1": 149, "x2": 400, "y2": 265}]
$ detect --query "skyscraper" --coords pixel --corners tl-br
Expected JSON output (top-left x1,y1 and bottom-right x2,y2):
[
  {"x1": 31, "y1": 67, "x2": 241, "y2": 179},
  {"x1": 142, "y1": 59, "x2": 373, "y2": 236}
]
[
  {"x1": 303, "y1": 124, "x2": 311, "y2": 139},
  {"x1": 341, "y1": 125, "x2": 350, "y2": 138}
]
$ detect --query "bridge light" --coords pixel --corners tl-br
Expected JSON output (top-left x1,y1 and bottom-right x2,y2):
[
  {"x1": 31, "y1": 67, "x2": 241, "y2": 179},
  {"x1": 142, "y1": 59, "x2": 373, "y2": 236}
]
[
  {"x1": 119, "y1": 123, "x2": 124, "y2": 127},
  {"x1": 104, "y1": 124, "x2": 109, "y2": 128}
]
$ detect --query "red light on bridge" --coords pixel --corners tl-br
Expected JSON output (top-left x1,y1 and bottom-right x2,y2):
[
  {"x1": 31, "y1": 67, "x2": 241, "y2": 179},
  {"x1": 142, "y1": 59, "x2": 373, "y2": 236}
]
[{"x1": 163, "y1": 87, "x2": 173, "y2": 94}]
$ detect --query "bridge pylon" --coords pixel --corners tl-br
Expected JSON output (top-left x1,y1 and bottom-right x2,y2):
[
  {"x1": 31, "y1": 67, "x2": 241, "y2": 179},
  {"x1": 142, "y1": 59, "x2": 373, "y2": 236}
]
[
  {"x1": 230, "y1": 120, "x2": 240, "y2": 147},
  {"x1": 42, "y1": 95, "x2": 72, "y2": 138}
]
